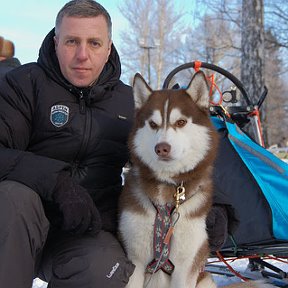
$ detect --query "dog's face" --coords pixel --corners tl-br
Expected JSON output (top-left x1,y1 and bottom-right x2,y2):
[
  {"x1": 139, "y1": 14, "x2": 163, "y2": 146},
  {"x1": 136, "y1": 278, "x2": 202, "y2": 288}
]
[{"x1": 130, "y1": 71, "x2": 215, "y2": 182}]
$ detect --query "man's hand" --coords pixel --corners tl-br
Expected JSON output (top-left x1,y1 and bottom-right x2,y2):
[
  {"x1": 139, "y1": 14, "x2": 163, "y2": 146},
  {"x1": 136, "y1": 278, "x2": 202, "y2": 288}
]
[{"x1": 53, "y1": 171, "x2": 101, "y2": 235}]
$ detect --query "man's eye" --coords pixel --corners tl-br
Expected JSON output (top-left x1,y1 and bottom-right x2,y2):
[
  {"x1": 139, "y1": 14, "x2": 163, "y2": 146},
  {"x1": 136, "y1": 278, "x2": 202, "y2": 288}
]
[
  {"x1": 66, "y1": 39, "x2": 77, "y2": 45},
  {"x1": 90, "y1": 41, "x2": 101, "y2": 48}
]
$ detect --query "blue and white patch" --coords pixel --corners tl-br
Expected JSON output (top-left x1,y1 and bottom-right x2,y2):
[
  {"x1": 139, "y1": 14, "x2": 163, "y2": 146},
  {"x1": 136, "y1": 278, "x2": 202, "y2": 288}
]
[{"x1": 50, "y1": 105, "x2": 69, "y2": 127}]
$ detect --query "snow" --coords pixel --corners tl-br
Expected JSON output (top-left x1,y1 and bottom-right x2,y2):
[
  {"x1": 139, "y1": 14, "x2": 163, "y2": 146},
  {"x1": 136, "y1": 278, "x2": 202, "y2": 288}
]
[
  {"x1": 31, "y1": 258, "x2": 288, "y2": 287},
  {"x1": 32, "y1": 278, "x2": 47, "y2": 288},
  {"x1": 209, "y1": 257, "x2": 288, "y2": 287}
]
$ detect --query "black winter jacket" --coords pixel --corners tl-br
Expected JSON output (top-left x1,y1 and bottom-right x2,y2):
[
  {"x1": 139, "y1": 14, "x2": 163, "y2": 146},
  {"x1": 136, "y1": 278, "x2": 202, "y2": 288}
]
[
  {"x1": 0, "y1": 29, "x2": 134, "y2": 232},
  {"x1": 0, "y1": 57, "x2": 21, "y2": 79}
]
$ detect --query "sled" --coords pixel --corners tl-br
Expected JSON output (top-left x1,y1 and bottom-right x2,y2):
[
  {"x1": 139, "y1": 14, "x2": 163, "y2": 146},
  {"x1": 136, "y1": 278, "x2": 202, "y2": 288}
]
[{"x1": 162, "y1": 61, "x2": 288, "y2": 287}]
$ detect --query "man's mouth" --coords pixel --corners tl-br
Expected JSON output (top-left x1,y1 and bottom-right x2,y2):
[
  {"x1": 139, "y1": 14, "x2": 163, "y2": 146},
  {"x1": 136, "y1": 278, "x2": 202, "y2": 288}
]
[{"x1": 73, "y1": 67, "x2": 90, "y2": 72}]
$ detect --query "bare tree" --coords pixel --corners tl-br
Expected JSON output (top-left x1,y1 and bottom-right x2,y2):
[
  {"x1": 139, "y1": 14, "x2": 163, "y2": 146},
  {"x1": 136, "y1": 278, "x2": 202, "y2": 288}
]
[
  {"x1": 118, "y1": 0, "x2": 287, "y2": 146},
  {"x1": 118, "y1": 0, "x2": 155, "y2": 84},
  {"x1": 118, "y1": 0, "x2": 187, "y2": 88},
  {"x1": 265, "y1": 1, "x2": 288, "y2": 49},
  {"x1": 182, "y1": 12, "x2": 241, "y2": 66},
  {"x1": 197, "y1": 0, "x2": 287, "y2": 146},
  {"x1": 241, "y1": 0, "x2": 265, "y2": 103},
  {"x1": 265, "y1": 30, "x2": 288, "y2": 146},
  {"x1": 241, "y1": 0, "x2": 266, "y2": 144}
]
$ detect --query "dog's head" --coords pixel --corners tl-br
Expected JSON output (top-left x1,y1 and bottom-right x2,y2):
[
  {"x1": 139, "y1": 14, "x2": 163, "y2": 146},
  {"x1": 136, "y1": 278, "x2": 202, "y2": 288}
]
[{"x1": 130, "y1": 71, "x2": 218, "y2": 182}]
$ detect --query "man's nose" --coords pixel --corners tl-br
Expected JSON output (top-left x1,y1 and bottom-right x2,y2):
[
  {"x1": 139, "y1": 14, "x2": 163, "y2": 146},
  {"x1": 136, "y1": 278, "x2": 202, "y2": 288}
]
[{"x1": 76, "y1": 44, "x2": 88, "y2": 60}]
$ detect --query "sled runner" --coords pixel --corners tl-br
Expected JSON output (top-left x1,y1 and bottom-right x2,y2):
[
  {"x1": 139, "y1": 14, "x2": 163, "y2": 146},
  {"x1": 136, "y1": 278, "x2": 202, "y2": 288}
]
[{"x1": 162, "y1": 61, "x2": 288, "y2": 287}]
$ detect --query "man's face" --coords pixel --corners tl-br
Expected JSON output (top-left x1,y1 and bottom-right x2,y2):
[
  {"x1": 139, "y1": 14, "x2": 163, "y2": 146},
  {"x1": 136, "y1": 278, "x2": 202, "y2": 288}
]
[{"x1": 54, "y1": 15, "x2": 112, "y2": 87}]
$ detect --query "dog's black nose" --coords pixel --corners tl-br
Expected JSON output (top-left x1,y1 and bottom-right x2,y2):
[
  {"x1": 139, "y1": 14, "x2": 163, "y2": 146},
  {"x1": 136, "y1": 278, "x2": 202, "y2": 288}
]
[{"x1": 155, "y1": 142, "x2": 171, "y2": 157}]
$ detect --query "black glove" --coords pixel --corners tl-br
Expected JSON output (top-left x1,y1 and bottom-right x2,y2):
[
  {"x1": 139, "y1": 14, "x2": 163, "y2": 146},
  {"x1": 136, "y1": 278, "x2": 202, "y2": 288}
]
[
  {"x1": 53, "y1": 171, "x2": 102, "y2": 235},
  {"x1": 206, "y1": 205, "x2": 228, "y2": 251}
]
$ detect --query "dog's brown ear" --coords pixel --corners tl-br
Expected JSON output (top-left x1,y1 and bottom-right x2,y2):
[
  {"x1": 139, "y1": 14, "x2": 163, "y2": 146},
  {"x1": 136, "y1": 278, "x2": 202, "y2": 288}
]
[
  {"x1": 186, "y1": 71, "x2": 210, "y2": 109},
  {"x1": 133, "y1": 73, "x2": 153, "y2": 109}
]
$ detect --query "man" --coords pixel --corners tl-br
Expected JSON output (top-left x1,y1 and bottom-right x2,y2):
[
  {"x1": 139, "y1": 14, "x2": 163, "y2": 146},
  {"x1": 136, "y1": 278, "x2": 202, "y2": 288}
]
[
  {"x1": 0, "y1": 1, "x2": 135, "y2": 287},
  {"x1": 0, "y1": 36, "x2": 21, "y2": 77}
]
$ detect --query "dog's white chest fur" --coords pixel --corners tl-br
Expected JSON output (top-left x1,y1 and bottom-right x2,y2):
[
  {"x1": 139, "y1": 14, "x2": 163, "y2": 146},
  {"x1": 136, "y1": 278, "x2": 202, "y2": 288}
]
[{"x1": 119, "y1": 182, "x2": 210, "y2": 288}]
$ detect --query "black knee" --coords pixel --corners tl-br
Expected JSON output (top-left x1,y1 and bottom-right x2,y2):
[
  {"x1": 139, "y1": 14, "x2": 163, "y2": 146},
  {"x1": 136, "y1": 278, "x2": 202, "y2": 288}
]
[
  {"x1": 0, "y1": 180, "x2": 49, "y2": 253},
  {"x1": 0, "y1": 181, "x2": 50, "y2": 288},
  {"x1": 43, "y1": 231, "x2": 134, "y2": 288}
]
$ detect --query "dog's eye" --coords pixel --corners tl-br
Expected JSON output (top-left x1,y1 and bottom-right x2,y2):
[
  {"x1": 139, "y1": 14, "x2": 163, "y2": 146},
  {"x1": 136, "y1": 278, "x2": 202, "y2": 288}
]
[
  {"x1": 175, "y1": 119, "x2": 187, "y2": 128},
  {"x1": 149, "y1": 120, "x2": 158, "y2": 129}
]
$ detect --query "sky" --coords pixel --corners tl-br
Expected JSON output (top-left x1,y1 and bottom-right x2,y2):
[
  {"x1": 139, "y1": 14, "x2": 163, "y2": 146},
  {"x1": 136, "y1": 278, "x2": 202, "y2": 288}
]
[
  {"x1": 0, "y1": 0, "x2": 129, "y2": 64},
  {"x1": 0, "y1": 0, "x2": 195, "y2": 65}
]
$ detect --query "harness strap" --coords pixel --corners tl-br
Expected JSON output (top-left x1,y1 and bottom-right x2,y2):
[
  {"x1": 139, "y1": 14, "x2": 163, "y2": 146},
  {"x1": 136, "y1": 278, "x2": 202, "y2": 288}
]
[{"x1": 146, "y1": 203, "x2": 175, "y2": 275}]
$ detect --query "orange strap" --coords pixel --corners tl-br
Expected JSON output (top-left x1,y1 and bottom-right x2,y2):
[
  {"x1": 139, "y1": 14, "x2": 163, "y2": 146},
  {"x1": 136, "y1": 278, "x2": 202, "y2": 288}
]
[
  {"x1": 206, "y1": 74, "x2": 223, "y2": 106},
  {"x1": 194, "y1": 60, "x2": 202, "y2": 72}
]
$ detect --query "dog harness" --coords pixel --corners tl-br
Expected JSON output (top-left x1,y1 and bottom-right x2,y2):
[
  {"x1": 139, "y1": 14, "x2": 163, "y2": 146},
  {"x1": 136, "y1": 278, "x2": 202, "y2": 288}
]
[
  {"x1": 146, "y1": 183, "x2": 186, "y2": 275},
  {"x1": 146, "y1": 203, "x2": 175, "y2": 275}
]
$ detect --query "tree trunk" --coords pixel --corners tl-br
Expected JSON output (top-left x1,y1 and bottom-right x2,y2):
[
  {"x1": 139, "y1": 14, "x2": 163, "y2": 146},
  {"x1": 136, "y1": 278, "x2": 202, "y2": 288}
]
[{"x1": 241, "y1": 0, "x2": 266, "y2": 145}]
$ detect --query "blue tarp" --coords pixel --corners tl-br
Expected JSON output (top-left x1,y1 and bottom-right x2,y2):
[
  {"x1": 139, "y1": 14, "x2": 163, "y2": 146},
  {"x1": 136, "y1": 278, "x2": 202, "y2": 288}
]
[{"x1": 212, "y1": 117, "x2": 288, "y2": 240}]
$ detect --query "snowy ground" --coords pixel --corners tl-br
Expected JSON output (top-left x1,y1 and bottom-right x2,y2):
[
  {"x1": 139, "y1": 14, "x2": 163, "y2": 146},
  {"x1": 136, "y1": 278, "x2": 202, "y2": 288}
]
[
  {"x1": 32, "y1": 278, "x2": 47, "y2": 288},
  {"x1": 32, "y1": 257, "x2": 288, "y2": 287},
  {"x1": 210, "y1": 257, "x2": 288, "y2": 287}
]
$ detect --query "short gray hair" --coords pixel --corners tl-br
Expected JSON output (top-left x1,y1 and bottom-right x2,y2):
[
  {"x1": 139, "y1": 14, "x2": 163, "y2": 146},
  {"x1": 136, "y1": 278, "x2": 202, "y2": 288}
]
[{"x1": 55, "y1": 0, "x2": 112, "y2": 39}]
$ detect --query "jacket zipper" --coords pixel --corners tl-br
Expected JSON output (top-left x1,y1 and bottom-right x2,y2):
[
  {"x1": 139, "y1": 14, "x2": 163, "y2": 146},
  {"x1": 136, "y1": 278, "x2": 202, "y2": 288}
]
[
  {"x1": 72, "y1": 90, "x2": 91, "y2": 170},
  {"x1": 79, "y1": 91, "x2": 86, "y2": 114}
]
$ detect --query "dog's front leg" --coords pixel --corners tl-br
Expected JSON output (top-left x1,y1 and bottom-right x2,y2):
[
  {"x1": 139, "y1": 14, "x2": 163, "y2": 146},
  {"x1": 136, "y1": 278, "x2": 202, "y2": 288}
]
[
  {"x1": 170, "y1": 268, "x2": 217, "y2": 288},
  {"x1": 125, "y1": 260, "x2": 146, "y2": 288},
  {"x1": 196, "y1": 272, "x2": 217, "y2": 288},
  {"x1": 170, "y1": 268, "x2": 199, "y2": 288}
]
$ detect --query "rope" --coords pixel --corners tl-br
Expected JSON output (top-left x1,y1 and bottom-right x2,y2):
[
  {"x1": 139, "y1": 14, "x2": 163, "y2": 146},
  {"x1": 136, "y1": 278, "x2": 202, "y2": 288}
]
[{"x1": 216, "y1": 251, "x2": 249, "y2": 282}]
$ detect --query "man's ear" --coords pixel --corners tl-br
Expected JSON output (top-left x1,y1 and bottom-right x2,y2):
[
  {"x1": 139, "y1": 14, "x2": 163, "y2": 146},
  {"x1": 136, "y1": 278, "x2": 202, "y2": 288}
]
[
  {"x1": 106, "y1": 40, "x2": 112, "y2": 63},
  {"x1": 54, "y1": 36, "x2": 58, "y2": 50}
]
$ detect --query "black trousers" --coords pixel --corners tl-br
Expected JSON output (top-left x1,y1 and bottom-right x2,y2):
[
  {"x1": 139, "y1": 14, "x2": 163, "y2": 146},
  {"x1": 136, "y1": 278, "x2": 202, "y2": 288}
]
[{"x1": 0, "y1": 181, "x2": 134, "y2": 288}]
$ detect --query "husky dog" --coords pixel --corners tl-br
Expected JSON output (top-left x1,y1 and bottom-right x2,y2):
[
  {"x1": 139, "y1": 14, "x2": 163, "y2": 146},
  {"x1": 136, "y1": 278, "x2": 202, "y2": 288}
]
[{"x1": 119, "y1": 71, "x2": 274, "y2": 288}]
